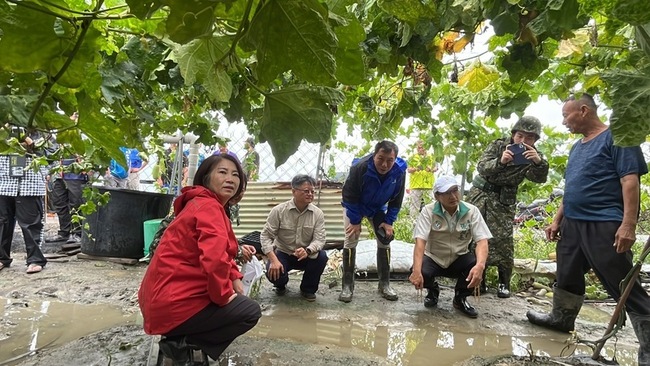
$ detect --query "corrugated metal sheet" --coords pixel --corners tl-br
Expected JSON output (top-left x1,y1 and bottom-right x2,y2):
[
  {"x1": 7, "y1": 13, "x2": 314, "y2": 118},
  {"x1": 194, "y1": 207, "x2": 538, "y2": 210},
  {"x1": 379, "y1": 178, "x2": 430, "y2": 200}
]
[{"x1": 233, "y1": 181, "x2": 368, "y2": 246}]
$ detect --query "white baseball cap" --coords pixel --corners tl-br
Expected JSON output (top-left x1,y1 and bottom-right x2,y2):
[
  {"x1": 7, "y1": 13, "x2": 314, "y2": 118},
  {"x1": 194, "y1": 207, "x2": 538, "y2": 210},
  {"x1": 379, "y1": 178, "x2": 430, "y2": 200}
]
[{"x1": 434, "y1": 175, "x2": 458, "y2": 193}]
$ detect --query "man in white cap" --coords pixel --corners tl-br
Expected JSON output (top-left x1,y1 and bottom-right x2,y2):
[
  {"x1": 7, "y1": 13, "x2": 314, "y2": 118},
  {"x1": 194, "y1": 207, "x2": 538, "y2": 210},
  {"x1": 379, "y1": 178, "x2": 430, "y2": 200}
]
[{"x1": 409, "y1": 175, "x2": 492, "y2": 318}]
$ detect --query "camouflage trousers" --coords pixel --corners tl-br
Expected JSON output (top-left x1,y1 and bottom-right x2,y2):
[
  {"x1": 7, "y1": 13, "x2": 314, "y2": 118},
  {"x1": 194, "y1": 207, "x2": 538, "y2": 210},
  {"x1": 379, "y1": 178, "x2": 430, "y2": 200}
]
[{"x1": 466, "y1": 187, "x2": 515, "y2": 270}]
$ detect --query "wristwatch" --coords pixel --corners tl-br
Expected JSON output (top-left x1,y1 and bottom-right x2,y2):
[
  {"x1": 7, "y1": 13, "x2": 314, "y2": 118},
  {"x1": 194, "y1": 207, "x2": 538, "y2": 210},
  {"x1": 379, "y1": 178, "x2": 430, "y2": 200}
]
[{"x1": 305, "y1": 248, "x2": 313, "y2": 255}]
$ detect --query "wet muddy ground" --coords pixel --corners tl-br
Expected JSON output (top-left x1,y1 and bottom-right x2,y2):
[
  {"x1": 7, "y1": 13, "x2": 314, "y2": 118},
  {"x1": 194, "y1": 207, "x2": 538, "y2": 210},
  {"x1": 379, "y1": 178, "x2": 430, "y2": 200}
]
[{"x1": 0, "y1": 223, "x2": 641, "y2": 365}]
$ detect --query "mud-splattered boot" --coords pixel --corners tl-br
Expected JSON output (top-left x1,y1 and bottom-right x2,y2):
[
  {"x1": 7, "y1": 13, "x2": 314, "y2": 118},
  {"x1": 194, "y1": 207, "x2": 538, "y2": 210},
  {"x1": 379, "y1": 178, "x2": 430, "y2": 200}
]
[
  {"x1": 338, "y1": 248, "x2": 355, "y2": 303},
  {"x1": 629, "y1": 312, "x2": 650, "y2": 366},
  {"x1": 377, "y1": 247, "x2": 398, "y2": 301},
  {"x1": 526, "y1": 286, "x2": 584, "y2": 333}
]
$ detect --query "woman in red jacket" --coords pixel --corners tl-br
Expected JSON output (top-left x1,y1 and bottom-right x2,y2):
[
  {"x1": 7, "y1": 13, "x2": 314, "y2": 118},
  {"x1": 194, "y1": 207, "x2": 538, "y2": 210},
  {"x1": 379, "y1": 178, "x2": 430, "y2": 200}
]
[{"x1": 138, "y1": 154, "x2": 261, "y2": 365}]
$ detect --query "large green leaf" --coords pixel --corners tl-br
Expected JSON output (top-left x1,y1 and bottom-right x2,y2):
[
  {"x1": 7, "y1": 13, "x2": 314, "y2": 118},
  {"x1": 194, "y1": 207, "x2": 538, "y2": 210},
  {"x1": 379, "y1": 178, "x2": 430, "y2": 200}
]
[
  {"x1": 377, "y1": 0, "x2": 431, "y2": 24},
  {"x1": 0, "y1": 5, "x2": 74, "y2": 73},
  {"x1": 260, "y1": 85, "x2": 345, "y2": 166},
  {"x1": 636, "y1": 24, "x2": 650, "y2": 57},
  {"x1": 334, "y1": 18, "x2": 367, "y2": 85},
  {"x1": 612, "y1": 0, "x2": 650, "y2": 26},
  {"x1": 174, "y1": 37, "x2": 232, "y2": 101},
  {"x1": 165, "y1": 0, "x2": 216, "y2": 44},
  {"x1": 77, "y1": 91, "x2": 132, "y2": 163},
  {"x1": 245, "y1": 0, "x2": 337, "y2": 85},
  {"x1": 602, "y1": 66, "x2": 650, "y2": 146}
]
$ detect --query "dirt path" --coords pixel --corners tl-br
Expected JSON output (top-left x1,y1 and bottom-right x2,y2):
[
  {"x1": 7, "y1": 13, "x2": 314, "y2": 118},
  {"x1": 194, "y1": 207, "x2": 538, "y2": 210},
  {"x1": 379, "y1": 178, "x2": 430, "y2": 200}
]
[{"x1": 0, "y1": 226, "x2": 641, "y2": 366}]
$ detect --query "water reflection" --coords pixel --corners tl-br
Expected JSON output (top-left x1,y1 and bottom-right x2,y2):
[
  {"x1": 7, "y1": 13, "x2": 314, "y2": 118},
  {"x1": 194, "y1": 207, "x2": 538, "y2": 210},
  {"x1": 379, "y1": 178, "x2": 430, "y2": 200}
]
[
  {"x1": 256, "y1": 305, "x2": 638, "y2": 365},
  {"x1": 0, "y1": 298, "x2": 136, "y2": 364}
]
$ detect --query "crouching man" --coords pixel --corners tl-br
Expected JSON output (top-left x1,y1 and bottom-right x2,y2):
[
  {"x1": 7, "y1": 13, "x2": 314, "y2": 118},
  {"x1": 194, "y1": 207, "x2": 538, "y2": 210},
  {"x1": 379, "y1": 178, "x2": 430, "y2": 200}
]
[
  {"x1": 409, "y1": 176, "x2": 491, "y2": 318},
  {"x1": 261, "y1": 175, "x2": 328, "y2": 301}
]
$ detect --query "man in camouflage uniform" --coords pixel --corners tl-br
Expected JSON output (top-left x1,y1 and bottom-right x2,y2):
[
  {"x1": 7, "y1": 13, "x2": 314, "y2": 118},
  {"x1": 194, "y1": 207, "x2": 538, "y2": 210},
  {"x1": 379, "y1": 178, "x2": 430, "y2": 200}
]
[{"x1": 466, "y1": 116, "x2": 549, "y2": 298}]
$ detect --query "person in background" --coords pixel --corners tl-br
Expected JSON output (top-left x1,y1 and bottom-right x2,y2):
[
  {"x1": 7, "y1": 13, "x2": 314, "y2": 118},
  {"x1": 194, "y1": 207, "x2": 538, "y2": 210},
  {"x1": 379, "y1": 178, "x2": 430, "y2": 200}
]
[
  {"x1": 261, "y1": 174, "x2": 327, "y2": 301},
  {"x1": 121, "y1": 147, "x2": 148, "y2": 191},
  {"x1": 409, "y1": 176, "x2": 491, "y2": 318},
  {"x1": 465, "y1": 116, "x2": 549, "y2": 298},
  {"x1": 212, "y1": 141, "x2": 239, "y2": 161},
  {"x1": 526, "y1": 93, "x2": 650, "y2": 365},
  {"x1": 45, "y1": 154, "x2": 87, "y2": 244},
  {"x1": 0, "y1": 127, "x2": 50, "y2": 274},
  {"x1": 138, "y1": 154, "x2": 261, "y2": 365},
  {"x1": 339, "y1": 140, "x2": 407, "y2": 303},
  {"x1": 242, "y1": 137, "x2": 260, "y2": 182},
  {"x1": 105, "y1": 157, "x2": 128, "y2": 188},
  {"x1": 407, "y1": 139, "x2": 437, "y2": 218}
]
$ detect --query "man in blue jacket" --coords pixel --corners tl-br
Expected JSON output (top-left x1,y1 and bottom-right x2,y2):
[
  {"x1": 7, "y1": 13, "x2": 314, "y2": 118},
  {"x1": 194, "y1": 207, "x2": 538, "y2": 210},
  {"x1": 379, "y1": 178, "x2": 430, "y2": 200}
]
[{"x1": 339, "y1": 140, "x2": 407, "y2": 303}]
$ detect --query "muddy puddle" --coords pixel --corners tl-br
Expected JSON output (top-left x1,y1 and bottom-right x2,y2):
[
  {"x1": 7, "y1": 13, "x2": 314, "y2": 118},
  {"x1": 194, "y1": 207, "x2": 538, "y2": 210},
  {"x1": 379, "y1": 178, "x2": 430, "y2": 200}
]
[
  {"x1": 255, "y1": 302, "x2": 638, "y2": 365},
  {"x1": 0, "y1": 284, "x2": 640, "y2": 366},
  {"x1": 0, "y1": 298, "x2": 137, "y2": 365}
]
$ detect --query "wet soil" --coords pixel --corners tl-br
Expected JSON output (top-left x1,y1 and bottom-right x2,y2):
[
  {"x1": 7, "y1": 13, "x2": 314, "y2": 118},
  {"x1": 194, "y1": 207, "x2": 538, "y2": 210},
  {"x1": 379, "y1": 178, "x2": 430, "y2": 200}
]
[{"x1": 0, "y1": 223, "x2": 641, "y2": 366}]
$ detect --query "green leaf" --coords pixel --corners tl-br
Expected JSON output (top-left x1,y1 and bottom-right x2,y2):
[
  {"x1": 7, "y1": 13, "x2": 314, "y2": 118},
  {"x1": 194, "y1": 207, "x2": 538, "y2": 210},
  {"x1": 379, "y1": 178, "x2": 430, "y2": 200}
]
[
  {"x1": 165, "y1": 0, "x2": 217, "y2": 44},
  {"x1": 204, "y1": 66, "x2": 233, "y2": 102},
  {"x1": 602, "y1": 66, "x2": 650, "y2": 146},
  {"x1": 175, "y1": 37, "x2": 231, "y2": 85},
  {"x1": 260, "y1": 85, "x2": 345, "y2": 166},
  {"x1": 57, "y1": 129, "x2": 86, "y2": 154},
  {"x1": 245, "y1": 0, "x2": 337, "y2": 85},
  {"x1": 635, "y1": 24, "x2": 650, "y2": 57},
  {"x1": 77, "y1": 91, "x2": 131, "y2": 163},
  {"x1": 612, "y1": 0, "x2": 650, "y2": 26},
  {"x1": 491, "y1": 11, "x2": 518, "y2": 36},
  {"x1": 0, "y1": 5, "x2": 74, "y2": 73},
  {"x1": 377, "y1": 0, "x2": 430, "y2": 24},
  {"x1": 458, "y1": 64, "x2": 499, "y2": 93},
  {"x1": 334, "y1": 18, "x2": 367, "y2": 85}
]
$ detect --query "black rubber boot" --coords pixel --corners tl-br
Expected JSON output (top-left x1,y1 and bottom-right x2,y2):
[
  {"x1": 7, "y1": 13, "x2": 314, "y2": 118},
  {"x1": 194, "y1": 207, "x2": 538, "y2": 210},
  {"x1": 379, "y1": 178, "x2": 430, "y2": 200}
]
[
  {"x1": 497, "y1": 266, "x2": 512, "y2": 298},
  {"x1": 377, "y1": 247, "x2": 398, "y2": 301},
  {"x1": 526, "y1": 286, "x2": 584, "y2": 333},
  {"x1": 453, "y1": 293, "x2": 478, "y2": 318},
  {"x1": 424, "y1": 282, "x2": 440, "y2": 308},
  {"x1": 629, "y1": 312, "x2": 650, "y2": 366},
  {"x1": 338, "y1": 248, "x2": 356, "y2": 303},
  {"x1": 157, "y1": 337, "x2": 209, "y2": 366}
]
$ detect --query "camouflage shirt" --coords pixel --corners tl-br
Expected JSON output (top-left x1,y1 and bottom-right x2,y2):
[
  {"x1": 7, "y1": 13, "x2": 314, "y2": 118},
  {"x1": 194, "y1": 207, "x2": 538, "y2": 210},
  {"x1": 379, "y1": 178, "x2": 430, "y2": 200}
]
[{"x1": 476, "y1": 138, "x2": 549, "y2": 189}]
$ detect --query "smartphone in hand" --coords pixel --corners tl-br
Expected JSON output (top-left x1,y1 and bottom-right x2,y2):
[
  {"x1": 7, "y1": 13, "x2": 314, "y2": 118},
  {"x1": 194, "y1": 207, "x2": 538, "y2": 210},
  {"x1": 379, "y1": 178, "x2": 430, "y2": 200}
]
[{"x1": 507, "y1": 144, "x2": 531, "y2": 165}]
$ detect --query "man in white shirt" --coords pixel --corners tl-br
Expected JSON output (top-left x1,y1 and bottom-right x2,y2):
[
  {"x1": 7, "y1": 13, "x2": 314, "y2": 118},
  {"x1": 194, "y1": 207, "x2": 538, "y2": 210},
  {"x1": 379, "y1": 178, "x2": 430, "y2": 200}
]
[
  {"x1": 409, "y1": 176, "x2": 491, "y2": 318},
  {"x1": 261, "y1": 175, "x2": 327, "y2": 301}
]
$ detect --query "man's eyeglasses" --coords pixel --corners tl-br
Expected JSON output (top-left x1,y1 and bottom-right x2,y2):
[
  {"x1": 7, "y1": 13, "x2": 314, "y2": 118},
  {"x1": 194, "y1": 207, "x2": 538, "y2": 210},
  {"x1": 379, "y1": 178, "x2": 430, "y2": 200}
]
[{"x1": 296, "y1": 189, "x2": 316, "y2": 195}]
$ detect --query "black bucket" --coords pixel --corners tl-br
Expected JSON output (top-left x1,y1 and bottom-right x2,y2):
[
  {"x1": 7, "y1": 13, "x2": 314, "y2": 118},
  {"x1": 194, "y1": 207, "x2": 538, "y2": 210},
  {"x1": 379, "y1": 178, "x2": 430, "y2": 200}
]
[{"x1": 81, "y1": 187, "x2": 174, "y2": 259}]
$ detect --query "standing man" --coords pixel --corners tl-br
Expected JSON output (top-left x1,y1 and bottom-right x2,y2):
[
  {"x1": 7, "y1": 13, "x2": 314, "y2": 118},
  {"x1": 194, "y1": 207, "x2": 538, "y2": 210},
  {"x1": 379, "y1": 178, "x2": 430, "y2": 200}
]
[
  {"x1": 0, "y1": 128, "x2": 48, "y2": 273},
  {"x1": 466, "y1": 116, "x2": 549, "y2": 298},
  {"x1": 243, "y1": 137, "x2": 260, "y2": 182},
  {"x1": 45, "y1": 155, "x2": 88, "y2": 244},
  {"x1": 339, "y1": 140, "x2": 407, "y2": 303},
  {"x1": 410, "y1": 176, "x2": 491, "y2": 318},
  {"x1": 407, "y1": 140, "x2": 437, "y2": 218},
  {"x1": 527, "y1": 93, "x2": 650, "y2": 365},
  {"x1": 261, "y1": 175, "x2": 328, "y2": 301}
]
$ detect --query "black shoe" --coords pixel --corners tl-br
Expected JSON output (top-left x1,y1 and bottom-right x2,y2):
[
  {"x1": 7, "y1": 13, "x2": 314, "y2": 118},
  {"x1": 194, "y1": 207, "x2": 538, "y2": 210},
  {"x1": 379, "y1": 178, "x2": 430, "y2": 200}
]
[
  {"x1": 45, "y1": 234, "x2": 69, "y2": 243},
  {"x1": 274, "y1": 286, "x2": 287, "y2": 296},
  {"x1": 424, "y1": 296, "x2": 438, "y2": 308},
  {"x1": 497, "y1": 284, "x2": 511, "y2": 298},
  {"x1": 453, "y1": 296, "x2": 478, "y2": 318},
  {"x1": 301, "y1": 291, "x2": 316, "y2": 302},
  {"x1": 479, "y1": 282, "x2": 488, "y2": 295},
  {"x1": 424, "y1": 287, "x2": 439, "y2": 308}
]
